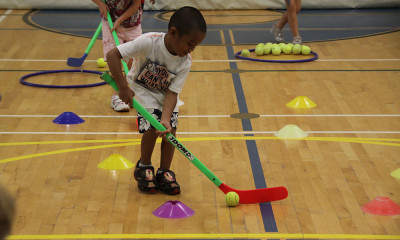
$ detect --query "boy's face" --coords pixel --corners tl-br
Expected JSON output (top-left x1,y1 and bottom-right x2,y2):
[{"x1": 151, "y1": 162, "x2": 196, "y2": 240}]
[{"x1": 169, "y1": 28, "x2": 206, "y2": 57}]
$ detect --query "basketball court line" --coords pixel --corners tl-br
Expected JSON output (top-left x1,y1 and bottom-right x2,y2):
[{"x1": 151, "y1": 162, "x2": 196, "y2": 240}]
[
  {"x1": 1, "y1": 58, "x2": 400, "y2": 62},
  {"x1": 1, "y1": 136, "x2": 399, "y2": 164},
  {"x1": 6, "y1": 233, "x2": 400, "y2": 240},
  {"x1": 1, "y1": 131, "x2": 400, "y2": 135},
  {"x1": 1, "y1": 114, "x2": 399, "y2": 118},
  {"x1": 0, "y1": 9, "x2": 12, "y2": 23}
]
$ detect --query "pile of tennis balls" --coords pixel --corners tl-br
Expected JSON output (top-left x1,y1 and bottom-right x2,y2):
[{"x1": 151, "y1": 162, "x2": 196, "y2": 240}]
[{"x1": 241, "y1": 42, "x2": 311, "y2": 57}]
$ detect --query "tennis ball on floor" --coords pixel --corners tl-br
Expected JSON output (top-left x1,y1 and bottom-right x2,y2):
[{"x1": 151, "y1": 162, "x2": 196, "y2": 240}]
[
  {"x1": 279, "y1": 43, "x2": 286, "y2": 51},
  {"x1": 287, "y1": 43, "x2": 294, "y2": 48},
  {"x1": 292, "y1": 44, "x2": 301, "y2": 54},
  {"x1": 263, "y1": 45, "x2": 272, "y2": 55},
  {"x1": 272, "y1": 43, "x2": 279, "y2": 49},
  {"x1": 241, "y1": 49, "x2": 250, "y2": 57},
  {"x1": 255, "y1": 46, "x2": 264, "y2": 56},
  {"x1": 265, "y1": 42, "x2": 273, "y2": 48},
  {"x1": 272, "y1": 46, "x2": 281, "y2": 55},
  {"x1": 301, "y1": 45, "x2": 311, "y2": 55},
  {"x1": 226, "y1": 191, "x2": 239, "y2": 207},
  {"x1": 256, "y1": 43, "x2": 265, "y2": 48},
  {"x1": 97, "y1": 58, "x2": 107, "y2": 68},
  {"x1": 283, "y1": 45, "x2": 292, "y2": 54}
]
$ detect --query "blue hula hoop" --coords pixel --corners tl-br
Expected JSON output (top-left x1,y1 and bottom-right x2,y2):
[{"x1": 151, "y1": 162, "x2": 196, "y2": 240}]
[
  {"x1": 20, "y1": 69, "x2": 106, "y2": 88},
  {"x1": 235, "y1": 49, "x2": 319, "y2": 63}
]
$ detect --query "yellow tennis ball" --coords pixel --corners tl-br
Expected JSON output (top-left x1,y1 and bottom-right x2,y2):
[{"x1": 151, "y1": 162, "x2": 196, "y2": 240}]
[
  {"x1": 256, "y1": 43, "x2": 265, "y2": 48},
  {"x1": 301, "y1": 45, "x2": 311, "y2": 55},
  {"x1": 241, "y1": 49, "x2": 250, "y2": 57},
  {"x1": 226, "y1": 191, "x2": 239, "y2": 207},
  {"x1": 97, "y1": 58, "x2": 107, "y2": 68},
  {"x1": 263, "y1": 45, "x2": 272, "y2": 55},
  {"x1": 255, "y1": 47, "x2": 264, "y2": 56},
  {"x1": 283, "y1": 45, "x2": 292, "y2": 54},
  {"x1": 279, "y1": 43, "x2": 286, "y2": 51},
  {"x1": 292, "y1": 44, "x2": 301, "y2": 54},
  {"x1": 272, "y1": 46, "x2": 281, "y2": 56}
]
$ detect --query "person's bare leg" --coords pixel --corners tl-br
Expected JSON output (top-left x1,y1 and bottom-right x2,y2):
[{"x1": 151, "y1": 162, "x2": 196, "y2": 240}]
[
  {"x1": 159, "y1": 129, "x2": 176, "y2": 170},
  {"x1": 276, "y1": 12, "x2": 288, "y2": 29},
  {"x1": 140, "y1": 129, "x2": 158, "y2": 165},
  {"x1": 286, "y1": 0, "x2": 301, "y2": 37}
]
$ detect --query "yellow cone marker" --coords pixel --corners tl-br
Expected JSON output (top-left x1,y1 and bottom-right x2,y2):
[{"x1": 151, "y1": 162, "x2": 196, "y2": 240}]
[
  {"x1": 97, "y1": 154, "x2": 134, "y2": 170},
  {"x1": 286, "y1": 96, "x2": 317, "y2": 108},
  {"x1": 275, "y1": 124, "x2": 308, "y2": 138},
  {"x1": 390, "y1": 168, "x2": 400, "y2": 179}
]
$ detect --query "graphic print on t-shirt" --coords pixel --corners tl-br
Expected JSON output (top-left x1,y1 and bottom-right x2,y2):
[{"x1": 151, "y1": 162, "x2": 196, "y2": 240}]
[{"x1": 136, "y1": 60, "x2": 176, "y2": 91}]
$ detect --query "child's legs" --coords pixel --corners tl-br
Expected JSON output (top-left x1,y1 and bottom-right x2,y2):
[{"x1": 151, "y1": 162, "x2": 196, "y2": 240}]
[
  {"x1": 140, "y1": 129, "x2": 158, "y2": 165},
  {"x1": 276, "y1": 0, "x2": 301, "y2": 35},
  {"x1": 160, "y1": 129, "x2": 176, "y2": 170},
  {"x1": 138, "y1": 109, "x2": 178, "y2": 169},
  {"x1": 286, "y1": 0, "x2": 301, "y2": 37}
]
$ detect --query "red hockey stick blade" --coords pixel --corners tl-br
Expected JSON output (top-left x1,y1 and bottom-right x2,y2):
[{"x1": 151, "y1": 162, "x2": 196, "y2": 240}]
[{"x1": 219, "y1": 183, "x2": 288, "y2": 204}]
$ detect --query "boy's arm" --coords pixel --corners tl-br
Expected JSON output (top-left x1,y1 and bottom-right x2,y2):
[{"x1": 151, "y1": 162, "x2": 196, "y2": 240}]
[
  {"x1": 112, "y1": 0, "x2": 141, "y2": 32},
  {"x1": 91, "y1": 0, "x2": 109, "y2": 19},
  {"x1": 106, "y1": 47, "x2": 135, "y2": 107},
  {"x1": 158, "y1": 89, "x2": 178, "y2": 138}
]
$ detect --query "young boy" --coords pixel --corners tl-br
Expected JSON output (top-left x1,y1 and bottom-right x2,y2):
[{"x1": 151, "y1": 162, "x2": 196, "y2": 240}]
[
  {"x1": 106, "y1": 6, "x2": 207, "y2": 195},
  {"x1": 92, "y1": 0, "x2": 154, "y2": 112}
]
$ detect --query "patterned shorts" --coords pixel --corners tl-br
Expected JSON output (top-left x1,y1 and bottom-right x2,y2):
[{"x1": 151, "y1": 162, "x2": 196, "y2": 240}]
[{"x1": 137, "y1": 109, "x2": 178, "y2": 134}]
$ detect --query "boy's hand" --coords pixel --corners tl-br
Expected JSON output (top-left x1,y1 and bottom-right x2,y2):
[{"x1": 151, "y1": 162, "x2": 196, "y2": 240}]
[
  {"x1": 118, "y1": 86, "x2": 135, "y2": 107},
  {"x1": 157, "y1": 120, "x2": 172, "y2": 140}
]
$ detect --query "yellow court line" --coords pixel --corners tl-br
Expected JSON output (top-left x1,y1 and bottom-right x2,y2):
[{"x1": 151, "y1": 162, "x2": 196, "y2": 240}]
[
  {"x1": 0, "y1": 142, "x2": 141, "y2": 164},
  {"x1": 1, "y1": 136, "x2": 399, "y2": 146},
  {"x1": 0, "y1": 139, "x2": 141, "y2": 146},
  {"x1": 6, "y1": 233, "x2": 400, "y2": 239},
  {"x1": 0, "y1": 136, "x2": 399, "y2": 164}
]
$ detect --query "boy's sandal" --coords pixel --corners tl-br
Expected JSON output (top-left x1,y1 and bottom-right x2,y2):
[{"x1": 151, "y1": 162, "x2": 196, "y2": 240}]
[
  {"x1": 133, "y1": 160, "x2": 158, "y2": 193},
  {"x1": 156, "y1": 169, "x2": 181, "y2": 195}
]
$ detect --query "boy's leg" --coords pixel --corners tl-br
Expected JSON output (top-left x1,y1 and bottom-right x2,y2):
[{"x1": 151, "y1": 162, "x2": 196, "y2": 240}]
[
  {"x1": 157, "y1": 128, "x2": 180, "y2": 195},
  {"x1": 159, "y1": 129, "x2": 176, "y2": 170},
  {"x1": 134, "y1": 128, "x2": 158, "y2": 193},
  {"x1": 140, "y1": 129, "x2": 158, "y2": 165}
]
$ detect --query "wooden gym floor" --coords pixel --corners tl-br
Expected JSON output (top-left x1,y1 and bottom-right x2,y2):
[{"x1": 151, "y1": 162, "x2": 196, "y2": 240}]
[{"x1": 0, "y1": 8, "x2": 399, "y2": 240}]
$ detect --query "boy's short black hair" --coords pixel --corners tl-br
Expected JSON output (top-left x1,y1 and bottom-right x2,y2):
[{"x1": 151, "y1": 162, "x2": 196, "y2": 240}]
[{"x1": 168, "y1": 6, "x2": 207, "y2": 35}]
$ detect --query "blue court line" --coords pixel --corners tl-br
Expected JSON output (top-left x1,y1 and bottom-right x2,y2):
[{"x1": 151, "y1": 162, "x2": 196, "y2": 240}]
[{"x1": 223, "y1": 30, "x2": 278, "y2": 233}]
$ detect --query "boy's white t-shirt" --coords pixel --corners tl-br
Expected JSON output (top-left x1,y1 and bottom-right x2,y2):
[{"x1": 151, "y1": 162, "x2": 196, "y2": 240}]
[{"x1": 117, "y1": 32, "x2": 191, "y2": 112}]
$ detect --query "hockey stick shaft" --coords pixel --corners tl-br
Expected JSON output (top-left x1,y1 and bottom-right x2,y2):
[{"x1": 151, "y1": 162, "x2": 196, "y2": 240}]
[
  {"x1": 101, "y1": 72, "x2": 223, "y2": 187},
  {"x1": 84, "y1": 21, "x2": 103, "y2": 55}
]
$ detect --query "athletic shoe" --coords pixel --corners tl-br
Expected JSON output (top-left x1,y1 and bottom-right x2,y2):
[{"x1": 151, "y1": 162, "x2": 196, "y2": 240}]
[
  {"x1": 111, "y1": 94, "x2": 130, "y2": 112},
  {"x1": 270, "y1": 24, "x2": 284, "y2": 43},
  {"x1": 133, "y1": 160, "x2": 157, "y2": 193},
  {"x1": 292, "y1": 36, "x2": 302, "y2": 45},
  {"x1": 156, "y1": 169, "x2": 181, "y2": 195}
]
